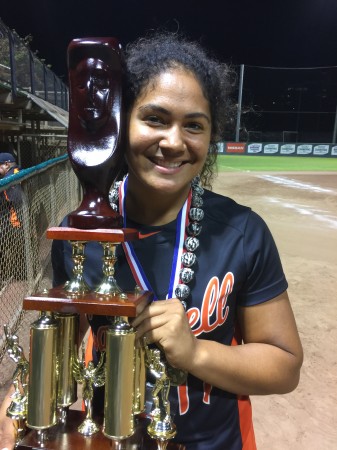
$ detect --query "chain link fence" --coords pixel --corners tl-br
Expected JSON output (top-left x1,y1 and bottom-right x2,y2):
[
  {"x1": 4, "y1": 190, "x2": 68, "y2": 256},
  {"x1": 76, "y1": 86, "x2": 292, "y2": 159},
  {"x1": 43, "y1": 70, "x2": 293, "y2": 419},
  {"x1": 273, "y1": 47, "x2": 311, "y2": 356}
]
[
  {"x1": 0, "y1": 157, "x2": 81, "y2": 391},
  {"x1": 18, "y1": 134, "x2": 68, "y2": 168}
]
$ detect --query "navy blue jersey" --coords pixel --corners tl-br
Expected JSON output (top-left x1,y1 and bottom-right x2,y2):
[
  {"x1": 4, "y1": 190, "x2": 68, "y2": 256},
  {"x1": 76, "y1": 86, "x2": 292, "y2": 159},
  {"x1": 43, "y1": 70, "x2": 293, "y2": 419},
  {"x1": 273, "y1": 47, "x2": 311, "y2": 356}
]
[{"x1": 52, "y1": 189, "x2": 288, "y2": 450}]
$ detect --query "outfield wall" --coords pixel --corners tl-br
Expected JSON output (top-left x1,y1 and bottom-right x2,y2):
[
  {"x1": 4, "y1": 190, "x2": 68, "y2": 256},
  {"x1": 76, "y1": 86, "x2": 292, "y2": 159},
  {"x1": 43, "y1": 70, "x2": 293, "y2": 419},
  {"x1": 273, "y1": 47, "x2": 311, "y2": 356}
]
[{"x1": 220, "y1": 142, "x2": 337, "y2": 157}]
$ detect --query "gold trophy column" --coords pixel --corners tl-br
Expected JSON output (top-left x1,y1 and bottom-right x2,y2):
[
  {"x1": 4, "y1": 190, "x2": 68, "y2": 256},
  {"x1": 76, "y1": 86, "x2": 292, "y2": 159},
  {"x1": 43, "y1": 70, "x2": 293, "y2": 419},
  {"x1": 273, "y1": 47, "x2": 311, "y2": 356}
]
[
  {"x1": 56, "y1": 313, "x2": 79, "y2": 422},
  {"x1": 26, "y1": 312, "x2": 58, "y2": 442},
  {"x1": 103, "y1": 316, "x2": 136, "y2": 441}
]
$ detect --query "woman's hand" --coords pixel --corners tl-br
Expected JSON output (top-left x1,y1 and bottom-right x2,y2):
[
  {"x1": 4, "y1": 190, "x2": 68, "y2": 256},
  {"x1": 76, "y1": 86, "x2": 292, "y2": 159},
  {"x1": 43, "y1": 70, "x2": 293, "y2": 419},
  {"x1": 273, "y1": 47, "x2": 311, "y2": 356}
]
[{"x1": 131, "y1": 298, "x2": 197, "y2": 370}]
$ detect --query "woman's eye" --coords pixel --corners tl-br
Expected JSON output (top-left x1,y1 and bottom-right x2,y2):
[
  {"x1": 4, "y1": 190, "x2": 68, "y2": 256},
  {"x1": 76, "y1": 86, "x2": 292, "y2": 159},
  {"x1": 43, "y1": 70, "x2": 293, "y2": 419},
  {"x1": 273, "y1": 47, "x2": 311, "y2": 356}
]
[
  {"x1": 145, "y1": 115, "x2": 163, "y2": 125},
  {"x1": 186, "y1": 122, "x2": 203, "y2": 132}
]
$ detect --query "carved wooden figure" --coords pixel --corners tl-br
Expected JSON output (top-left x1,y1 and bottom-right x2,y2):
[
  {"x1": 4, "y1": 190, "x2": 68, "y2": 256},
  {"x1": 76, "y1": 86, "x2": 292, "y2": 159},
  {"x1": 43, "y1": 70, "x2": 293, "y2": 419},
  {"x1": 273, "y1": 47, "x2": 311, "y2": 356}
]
[{"x1": 67, "y1": 38, "x2": 125, "y2": 229}]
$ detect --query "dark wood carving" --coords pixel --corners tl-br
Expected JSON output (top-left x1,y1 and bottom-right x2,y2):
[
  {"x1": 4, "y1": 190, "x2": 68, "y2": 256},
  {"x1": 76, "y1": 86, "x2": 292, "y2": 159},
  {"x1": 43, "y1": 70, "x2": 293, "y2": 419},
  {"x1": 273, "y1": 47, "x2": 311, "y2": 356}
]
[{"x1": 67, "y1": 37, "x2": 125, "y2": 229}]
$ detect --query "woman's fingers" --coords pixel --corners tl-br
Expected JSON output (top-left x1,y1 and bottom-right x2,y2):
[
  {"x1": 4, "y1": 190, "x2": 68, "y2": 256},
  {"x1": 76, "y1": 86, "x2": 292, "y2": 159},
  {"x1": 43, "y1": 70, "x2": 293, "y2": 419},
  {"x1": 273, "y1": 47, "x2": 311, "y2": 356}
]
[
  {"x1": 132, "y1": 298, "x2": 197, "y2": 370},
  {"x1": 132, "y1": 298, "x2": 184, "y2": 336}
]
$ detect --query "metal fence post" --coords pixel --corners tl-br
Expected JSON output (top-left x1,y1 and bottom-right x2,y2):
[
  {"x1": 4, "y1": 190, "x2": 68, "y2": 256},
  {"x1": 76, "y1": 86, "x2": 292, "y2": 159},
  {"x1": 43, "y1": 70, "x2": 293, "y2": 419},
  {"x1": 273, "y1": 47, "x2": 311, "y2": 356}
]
[
  {"x1": 332, "y1": 103, "x2": 337, "y2": 144},
  {"x1": 8, "y1": 31, "x2": 17, "y2": 97},
  {"x1": 235, "y1": 64, "x2": 245, "y2": 142}
]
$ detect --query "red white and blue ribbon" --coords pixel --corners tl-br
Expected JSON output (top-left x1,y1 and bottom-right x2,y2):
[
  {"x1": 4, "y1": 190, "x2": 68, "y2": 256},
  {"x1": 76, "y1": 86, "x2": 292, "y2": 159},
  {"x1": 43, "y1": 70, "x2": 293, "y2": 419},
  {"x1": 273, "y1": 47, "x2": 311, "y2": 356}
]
[{"x1": 119, "y1": 175, "x2": 191, "y2": 300}]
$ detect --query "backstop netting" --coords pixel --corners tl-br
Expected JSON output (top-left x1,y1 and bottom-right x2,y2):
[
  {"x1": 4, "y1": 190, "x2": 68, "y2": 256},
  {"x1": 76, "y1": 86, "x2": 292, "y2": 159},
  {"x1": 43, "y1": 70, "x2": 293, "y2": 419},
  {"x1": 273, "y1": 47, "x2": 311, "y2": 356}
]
[{"x1": 0, "y1": 157, "x2": 81, "y2": 392}]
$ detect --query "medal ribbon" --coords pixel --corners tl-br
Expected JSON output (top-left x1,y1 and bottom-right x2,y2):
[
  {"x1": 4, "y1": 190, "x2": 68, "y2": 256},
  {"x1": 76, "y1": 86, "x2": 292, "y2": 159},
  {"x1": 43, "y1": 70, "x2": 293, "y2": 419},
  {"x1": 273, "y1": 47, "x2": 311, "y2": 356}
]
[{"x1": 119, "y1": 175, "x2": 191, "y2": 300}]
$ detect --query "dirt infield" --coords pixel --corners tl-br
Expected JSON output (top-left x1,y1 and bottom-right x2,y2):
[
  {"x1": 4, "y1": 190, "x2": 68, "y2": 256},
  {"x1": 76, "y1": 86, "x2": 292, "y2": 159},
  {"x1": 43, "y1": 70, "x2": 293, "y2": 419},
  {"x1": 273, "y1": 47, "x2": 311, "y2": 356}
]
[{"x1": 213, "y1": 171, "x2": 337, "y2": 450}]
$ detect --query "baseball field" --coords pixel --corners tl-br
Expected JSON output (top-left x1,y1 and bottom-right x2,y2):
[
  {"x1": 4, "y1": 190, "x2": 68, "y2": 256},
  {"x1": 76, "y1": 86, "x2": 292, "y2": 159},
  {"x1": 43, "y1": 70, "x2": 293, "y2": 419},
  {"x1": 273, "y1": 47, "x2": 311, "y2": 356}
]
[{"x1": 215, "y1": 155, "x2": 336, "y2": 449}]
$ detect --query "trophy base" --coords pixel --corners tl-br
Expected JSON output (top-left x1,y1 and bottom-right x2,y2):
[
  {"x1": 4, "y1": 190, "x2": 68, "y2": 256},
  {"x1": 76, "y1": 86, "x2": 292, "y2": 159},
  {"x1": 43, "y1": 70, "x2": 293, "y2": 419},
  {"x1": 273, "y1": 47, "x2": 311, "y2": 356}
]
[{"x1": 16, "y1": 410, "x2": 185, "y2": 449}]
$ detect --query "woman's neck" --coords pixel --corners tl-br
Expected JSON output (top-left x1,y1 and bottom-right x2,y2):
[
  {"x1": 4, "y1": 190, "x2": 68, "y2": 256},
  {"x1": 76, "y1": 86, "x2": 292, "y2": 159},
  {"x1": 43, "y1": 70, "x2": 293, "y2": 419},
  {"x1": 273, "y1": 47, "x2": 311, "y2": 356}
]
[{"x1": 125, "y1": 178, "x2": 191, "y2": 226}]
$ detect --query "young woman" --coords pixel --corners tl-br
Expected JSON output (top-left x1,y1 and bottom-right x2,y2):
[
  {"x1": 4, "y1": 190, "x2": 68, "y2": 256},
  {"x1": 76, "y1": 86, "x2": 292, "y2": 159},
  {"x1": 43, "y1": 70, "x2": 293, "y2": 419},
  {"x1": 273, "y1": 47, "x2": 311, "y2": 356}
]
[{"x1": 0, "y1": 32, "x2": 303, "y2": 450}]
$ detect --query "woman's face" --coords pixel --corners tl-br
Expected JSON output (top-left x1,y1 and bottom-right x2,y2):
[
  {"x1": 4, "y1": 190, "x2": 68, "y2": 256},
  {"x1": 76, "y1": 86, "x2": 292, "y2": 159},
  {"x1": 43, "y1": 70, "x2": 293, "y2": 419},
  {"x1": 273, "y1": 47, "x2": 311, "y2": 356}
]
[{"x1": 126, "y1": 68, "x2": 212, "y2": 196}]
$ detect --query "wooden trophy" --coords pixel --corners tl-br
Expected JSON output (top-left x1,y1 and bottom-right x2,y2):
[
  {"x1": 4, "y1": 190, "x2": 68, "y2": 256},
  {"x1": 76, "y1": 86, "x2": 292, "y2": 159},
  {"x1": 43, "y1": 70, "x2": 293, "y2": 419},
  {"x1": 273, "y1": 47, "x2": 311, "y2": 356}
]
[
  {"x1": 66, "y1": 37, "x2": 125, "y2": 229},
  {"x1": 12, "y1": 37, "x2": 185, "y2": 450}
]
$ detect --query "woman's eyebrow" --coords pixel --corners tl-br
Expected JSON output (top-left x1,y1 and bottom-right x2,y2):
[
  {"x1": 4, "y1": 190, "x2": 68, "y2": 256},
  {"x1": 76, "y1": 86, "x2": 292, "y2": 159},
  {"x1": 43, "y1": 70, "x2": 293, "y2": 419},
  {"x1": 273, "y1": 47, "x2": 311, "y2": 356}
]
[
  {"x1": 138, "y1": 104, "x2": 210, "y2": 122},
  {"x1": 185, "y1": 112, "x2": 211, "y2": 123},
  {"x1": 138, "y1": 104, "x2": 170, "y2": 115}
]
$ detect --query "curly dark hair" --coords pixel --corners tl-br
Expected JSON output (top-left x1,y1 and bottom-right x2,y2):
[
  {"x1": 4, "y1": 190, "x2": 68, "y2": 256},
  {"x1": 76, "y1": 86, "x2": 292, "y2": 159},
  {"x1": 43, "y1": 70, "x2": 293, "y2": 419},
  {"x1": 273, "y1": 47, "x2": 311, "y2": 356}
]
[{"x1": 124, "y1": 31, "x2": 235, "y2": 188}]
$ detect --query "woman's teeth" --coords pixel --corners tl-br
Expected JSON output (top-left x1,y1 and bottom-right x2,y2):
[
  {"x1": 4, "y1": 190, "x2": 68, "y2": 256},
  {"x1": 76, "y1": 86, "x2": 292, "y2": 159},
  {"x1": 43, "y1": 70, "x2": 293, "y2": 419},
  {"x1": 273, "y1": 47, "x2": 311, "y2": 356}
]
[{"x1": 153, "y1": 159, "x2": 182, "y2": 168}]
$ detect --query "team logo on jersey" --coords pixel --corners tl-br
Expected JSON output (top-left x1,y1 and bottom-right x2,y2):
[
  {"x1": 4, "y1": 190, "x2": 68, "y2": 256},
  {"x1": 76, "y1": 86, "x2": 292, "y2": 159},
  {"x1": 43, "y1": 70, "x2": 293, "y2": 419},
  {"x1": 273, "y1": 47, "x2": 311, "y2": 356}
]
[
  {"x1": 178, "y1": 272, "x2": 234, "y2": 414},
  {"x1": 188, "y1": 272, "x2": 234, "y2": 337}
]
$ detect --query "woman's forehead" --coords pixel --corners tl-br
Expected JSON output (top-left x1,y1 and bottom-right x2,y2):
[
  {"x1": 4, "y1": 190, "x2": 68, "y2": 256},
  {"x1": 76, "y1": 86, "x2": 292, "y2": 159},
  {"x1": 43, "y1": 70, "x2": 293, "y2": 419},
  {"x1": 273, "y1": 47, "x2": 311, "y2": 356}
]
[{"x1": 138, "y1": 68, "x2": 206, "y2": 101}]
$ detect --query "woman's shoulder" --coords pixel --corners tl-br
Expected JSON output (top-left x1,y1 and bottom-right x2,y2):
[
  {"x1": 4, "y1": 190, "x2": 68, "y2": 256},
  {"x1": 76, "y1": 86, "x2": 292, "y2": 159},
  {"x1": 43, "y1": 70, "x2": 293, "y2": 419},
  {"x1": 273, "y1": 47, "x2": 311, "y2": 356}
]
[
  {"x1": 203, "y1": 190, "x2": 276, "y2": 244},
  {"x1": 203, "y1": 189, "x2": 254, "y2": 231}
]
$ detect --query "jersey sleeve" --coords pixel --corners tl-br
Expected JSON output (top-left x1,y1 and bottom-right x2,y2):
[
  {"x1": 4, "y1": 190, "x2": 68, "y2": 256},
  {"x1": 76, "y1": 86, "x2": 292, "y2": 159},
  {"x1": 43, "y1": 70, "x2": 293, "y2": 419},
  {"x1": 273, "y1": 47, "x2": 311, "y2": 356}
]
[{"x1": 237, "y1": 210, "x2": 288, "y2": 306}]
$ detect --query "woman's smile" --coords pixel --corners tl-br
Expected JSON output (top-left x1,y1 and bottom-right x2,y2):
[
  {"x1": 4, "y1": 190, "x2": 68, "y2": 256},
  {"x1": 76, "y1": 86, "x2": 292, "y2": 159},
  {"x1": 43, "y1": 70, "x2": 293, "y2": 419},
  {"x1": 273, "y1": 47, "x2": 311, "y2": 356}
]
[{"x1": 151, "y1": 158, "x2": 184, "y2": 169}]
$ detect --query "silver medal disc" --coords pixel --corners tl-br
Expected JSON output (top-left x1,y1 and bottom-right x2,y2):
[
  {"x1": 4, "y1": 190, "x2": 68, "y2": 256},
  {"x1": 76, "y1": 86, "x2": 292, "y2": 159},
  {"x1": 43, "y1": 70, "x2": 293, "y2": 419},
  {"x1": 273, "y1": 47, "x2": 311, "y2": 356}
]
[
  {"x1": 175, "y1": 283, "x2": 190, "y2": 299},
  {"x1": 185, "y1": 236, "x2": 199, "y2": 252},
  {"x1": 189, "y1": 207, "x2": 204, "y2": 221},
  {"x1": 192, "y1": 194, "x2": 203, "y2": 208},
  {"x1": 187, "y1": 222, "x2": 202, "y2": 236},
  {"x1": 181, "y1": 252, "x2": 197, "y2": 267},
  {"x1": 180, "y1": 268, "x2": 194, "y2": 284}
]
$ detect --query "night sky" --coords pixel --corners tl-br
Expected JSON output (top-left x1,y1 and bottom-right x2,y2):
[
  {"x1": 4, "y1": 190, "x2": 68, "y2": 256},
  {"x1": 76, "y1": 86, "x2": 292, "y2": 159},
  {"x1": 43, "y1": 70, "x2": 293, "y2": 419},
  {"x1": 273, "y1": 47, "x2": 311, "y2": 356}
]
[{"x1": 2, "y1": 0, "x2": 337, "y2": 78}]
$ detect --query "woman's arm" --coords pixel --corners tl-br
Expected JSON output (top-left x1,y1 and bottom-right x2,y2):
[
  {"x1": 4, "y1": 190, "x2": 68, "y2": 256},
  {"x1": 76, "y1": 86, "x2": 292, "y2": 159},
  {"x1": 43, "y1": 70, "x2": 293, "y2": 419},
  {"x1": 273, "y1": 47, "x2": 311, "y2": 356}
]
[
  {"x1": 186, "y1": 291, "x2": 303, "y2": 394},
  {"x1": 132, "y1": 291, "x2": 303, "y2": 395}
]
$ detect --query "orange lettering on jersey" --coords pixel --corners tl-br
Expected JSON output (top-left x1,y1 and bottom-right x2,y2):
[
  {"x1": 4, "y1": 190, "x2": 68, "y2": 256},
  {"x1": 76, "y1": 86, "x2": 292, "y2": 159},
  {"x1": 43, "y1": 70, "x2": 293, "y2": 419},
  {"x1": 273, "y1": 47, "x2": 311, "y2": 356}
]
[
  {"x1": 203, "y1": 382, "x2": 212, "y2": 404},
  {"x1": 177, "y1": 384, "x2": 189, "y2": 415},
  {"x1": 95, "y1": 325, "x2": 109, "y2": 351},
  {"x1": 187, "y1": 306, "x2": 200, "y2": 329},
  {"x1": 177, "y1": 274, "x2": 233, "y2": 414},
  {"x1": 188, "y1": 273, "x2": 233, "y2": 337}
]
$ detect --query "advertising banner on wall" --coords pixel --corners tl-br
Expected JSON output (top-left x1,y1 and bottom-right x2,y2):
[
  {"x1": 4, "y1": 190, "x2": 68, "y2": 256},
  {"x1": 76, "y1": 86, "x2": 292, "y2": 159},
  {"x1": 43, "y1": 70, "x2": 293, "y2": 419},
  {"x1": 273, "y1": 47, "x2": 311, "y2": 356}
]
[
  {"x1": 280, "y1": 144, "x2": 296, "y2": 155},
  {"x1": 223, "y1": 142, "x2": 337, "y2": 157},
  {"x1": 225, "y1": 142, "x2": 245, "y2": 153}
]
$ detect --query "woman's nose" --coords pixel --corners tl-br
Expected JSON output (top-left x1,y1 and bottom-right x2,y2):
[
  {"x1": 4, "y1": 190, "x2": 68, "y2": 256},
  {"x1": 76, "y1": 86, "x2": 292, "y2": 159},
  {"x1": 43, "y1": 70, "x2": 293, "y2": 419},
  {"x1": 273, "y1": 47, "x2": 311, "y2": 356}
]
[{"x1": 159, "y1": 125, "x2": 185, "y2": 152}]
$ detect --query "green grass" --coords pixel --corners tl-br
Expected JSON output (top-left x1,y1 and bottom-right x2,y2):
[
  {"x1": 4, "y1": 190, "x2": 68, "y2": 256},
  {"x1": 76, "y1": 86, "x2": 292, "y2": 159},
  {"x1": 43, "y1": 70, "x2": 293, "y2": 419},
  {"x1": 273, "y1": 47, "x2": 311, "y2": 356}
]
[{"x1": 217, "y1": 155, "x2": 337, "y2": 172}]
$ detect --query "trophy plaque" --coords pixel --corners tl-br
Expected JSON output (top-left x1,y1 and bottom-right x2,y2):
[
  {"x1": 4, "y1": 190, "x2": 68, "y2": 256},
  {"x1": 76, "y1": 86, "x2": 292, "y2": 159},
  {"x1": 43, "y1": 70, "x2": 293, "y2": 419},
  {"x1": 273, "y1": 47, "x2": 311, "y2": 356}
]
[{"x1": 7, "y1": 37, "x2": 185, "y2": 450}]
